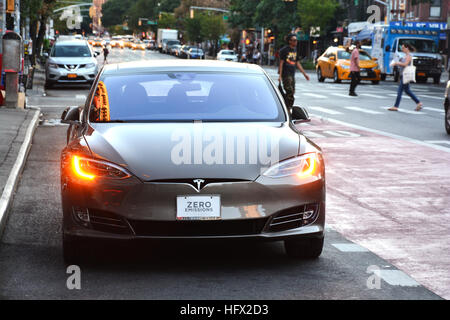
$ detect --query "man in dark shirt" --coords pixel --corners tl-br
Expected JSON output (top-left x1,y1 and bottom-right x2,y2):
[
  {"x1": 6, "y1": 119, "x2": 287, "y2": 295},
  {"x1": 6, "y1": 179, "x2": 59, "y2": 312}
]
[{"x1": 278, "y1": 34, "x2": 310, "y2": 110}]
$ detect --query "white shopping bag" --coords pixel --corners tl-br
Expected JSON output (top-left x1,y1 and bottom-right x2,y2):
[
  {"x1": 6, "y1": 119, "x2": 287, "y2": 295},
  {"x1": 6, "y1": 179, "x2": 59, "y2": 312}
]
[{"x1": 403, "y1": 65, "x2": 416, "y2": 84}]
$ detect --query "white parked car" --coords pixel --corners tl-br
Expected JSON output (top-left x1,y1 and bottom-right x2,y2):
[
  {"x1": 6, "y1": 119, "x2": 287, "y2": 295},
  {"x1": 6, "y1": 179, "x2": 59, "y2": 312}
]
[{"x1": 217, "y1": 50, "x2": 238, "y2": 62}]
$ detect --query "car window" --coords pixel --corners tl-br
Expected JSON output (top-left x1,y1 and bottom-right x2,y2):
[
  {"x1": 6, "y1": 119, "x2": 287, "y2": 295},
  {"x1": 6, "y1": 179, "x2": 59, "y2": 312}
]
[
  {"x1": 398, "y1": 39, "x2": 438, "y2": 53},
  {"x1": 51, "y1": 45, "x2": 91, "y2": 57},
  {"x1": 90, "y1": 72, "x2": 284, "y2": 122}
]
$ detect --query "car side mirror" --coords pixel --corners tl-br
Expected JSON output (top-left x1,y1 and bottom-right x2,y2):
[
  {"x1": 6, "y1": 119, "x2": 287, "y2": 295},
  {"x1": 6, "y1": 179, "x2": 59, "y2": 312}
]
[
  {"x1": 373, "y1": 57, "x2": 378, "y2": 61},
  {"x1": 61, "y1": 106, "x2": 81, "y2": 125},
  {"x1": 385, "y1": 45, "x2": 390, "y2": 52},
  {"x1": 291, "y1": 106, "x2": 311, "y2": 123},
  {"x1": 94, "y1": 51, "x2": 100, "y2": 57}
]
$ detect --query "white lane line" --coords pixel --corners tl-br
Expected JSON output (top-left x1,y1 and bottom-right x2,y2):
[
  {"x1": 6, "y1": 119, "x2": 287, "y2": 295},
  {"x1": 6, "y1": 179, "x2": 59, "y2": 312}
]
[
  {"x1": 308, "y1": 106, "x2": 343, "y2": 115},
  {"x1": 332, "y1": 243, "x2": 369, "y2": 252},
  {"x1": 308, "y1": 114, "x2": 450, "y2": 153},
  {"x1": 330, "y1": 93, "x2": 353, "y2": 98},
  {"x1": 374, "y1": 270, "x2": 420, "y2": 287},
  {"x1": 380, "y1": 107, "x2": 424, "y2": 115},
  {"x1": 418, "y1": 94, "x2": 442, "y2": 100},
  {"x1": 302, "y1": 131, "x2": 326, "y2": 138},
  {"x1": 76, "y1": 95, "x2": 86, "y2": 100},
  {"x1": 345, "y1": 106, "x2": 383, "y2": 114},
  {"x1": 360, "y1": 93, "x2": 388, "y2": 99},
  {"x1": 301, "y1": 93, "x2": 328, "y2": 99},
  {"x1": 423, "y1": 107, "x2": 445, "y2": 113},
  {"x1": 425, "y1": 140, "x2": 450, "y2": 146}
]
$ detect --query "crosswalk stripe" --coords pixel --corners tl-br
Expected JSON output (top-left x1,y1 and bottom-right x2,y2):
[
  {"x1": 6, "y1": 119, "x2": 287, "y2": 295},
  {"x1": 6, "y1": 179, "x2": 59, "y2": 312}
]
[
  {"x1": 360, "y1": 93, "x2": 388, "y2": 98},
  {"x1": 418, "y1": 94, "x2": 442, "y2": 100},
  {"x1": 331, "y1": 93, "x2": 353, "y2": 98},
  {"x1": 380, "y1": 107, "x2": 424, "y2": 114},
  {"x1": 345, "y1": 106, "x2": 383, "y2": 114},
  {"x1": 308, "y1": 106, "x2": 343, "y2": 115},
  {"x1": 302, "y1": 93, "x2": 328, "y2": 99},
  {"x1": 423, "y1": 107, "x2": 445, "y2": 113}
]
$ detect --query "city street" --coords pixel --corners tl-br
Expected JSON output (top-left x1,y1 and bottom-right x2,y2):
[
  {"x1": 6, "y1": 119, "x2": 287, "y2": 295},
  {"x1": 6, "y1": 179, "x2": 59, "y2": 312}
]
[{"x1": 0, "y1": 48, "x2": 449, "y2": 300}]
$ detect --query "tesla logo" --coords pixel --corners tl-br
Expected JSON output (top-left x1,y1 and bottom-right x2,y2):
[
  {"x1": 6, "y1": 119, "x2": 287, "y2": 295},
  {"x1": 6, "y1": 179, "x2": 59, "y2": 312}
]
[{"x1": 193, "y1": 179, "x2": 205, "y2": 192}]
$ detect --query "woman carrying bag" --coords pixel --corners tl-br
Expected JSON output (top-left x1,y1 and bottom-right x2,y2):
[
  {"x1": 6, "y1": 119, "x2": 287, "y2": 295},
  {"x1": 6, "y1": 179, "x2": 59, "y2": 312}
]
[{"x1": 388, "y1": 44, "x2": 423, "y2": 112}]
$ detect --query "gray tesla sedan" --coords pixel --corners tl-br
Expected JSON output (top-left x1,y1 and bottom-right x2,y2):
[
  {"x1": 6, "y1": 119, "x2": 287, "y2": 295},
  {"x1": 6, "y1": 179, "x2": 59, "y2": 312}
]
[{"x1": 60, "y1": 60, "x2": 325, "y2": 263}]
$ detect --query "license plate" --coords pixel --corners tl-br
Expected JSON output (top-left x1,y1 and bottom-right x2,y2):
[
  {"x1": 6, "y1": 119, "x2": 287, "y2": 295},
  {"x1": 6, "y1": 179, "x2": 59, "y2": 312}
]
[
  {"x1": 67, "y1": 73, "x2": 77, "y2": 78},
  {"x1": 360, "y1": 72, "x2": 368, "y2": 77},
  {"x1": 418, "y1": 72, "x2": 426, "y2": 77},
  {"x1": 177, "y1": 195, "x2": 221, "y2": 220}
]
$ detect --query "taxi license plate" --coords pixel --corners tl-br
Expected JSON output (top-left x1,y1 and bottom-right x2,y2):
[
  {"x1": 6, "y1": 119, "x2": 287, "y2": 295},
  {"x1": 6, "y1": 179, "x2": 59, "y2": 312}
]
[
  {"x1": 360, "y1": 72, "x2": 368, "y2": 77},
  {"x1": 177, "y1": 195, "x2": 221, "y2": 220},
  {"x1": 67, "y1": 73, "x2": 77, "y2": 79},
  {"x1": 418, "y1": 72, "x2": 426, "y2": 77}
]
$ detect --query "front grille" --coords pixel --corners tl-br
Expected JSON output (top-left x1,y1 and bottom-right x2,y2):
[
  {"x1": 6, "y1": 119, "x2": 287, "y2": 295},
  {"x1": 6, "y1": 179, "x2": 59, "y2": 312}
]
[
  {"x1": 59, "y1": 76, "x2": 86, "y2": 81},
  {"x1": 128, "y1": 218, "x2": 269, "y2": 237},
  {"x1": 360, "y1": 69, "x2": 376, "y2": 78},
  {"x1": 88, "y1": 209, "x2": 133, "y2": 235},
  {"x1": 414, "y1": 59, "x2": 434, "y2": 67},
  {"x1": 268, "y1": 204, "x2": 319, "y2": 233}
]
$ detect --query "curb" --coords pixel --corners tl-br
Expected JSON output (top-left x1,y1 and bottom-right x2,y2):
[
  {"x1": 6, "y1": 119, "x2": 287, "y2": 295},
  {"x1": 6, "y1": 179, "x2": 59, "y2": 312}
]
[{"x1": 0, "y1": 108, "x2": 41, "y2": 238}]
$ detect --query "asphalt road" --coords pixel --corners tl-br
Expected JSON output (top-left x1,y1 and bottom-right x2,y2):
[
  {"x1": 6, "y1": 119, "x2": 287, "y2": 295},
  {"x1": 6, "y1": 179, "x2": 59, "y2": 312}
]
[{"x1": 0, "y1": 48, "x2": 444, "y2": 300}]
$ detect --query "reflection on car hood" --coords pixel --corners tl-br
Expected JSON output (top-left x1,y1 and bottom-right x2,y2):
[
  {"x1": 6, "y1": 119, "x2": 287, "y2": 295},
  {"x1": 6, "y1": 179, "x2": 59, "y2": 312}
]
[
  {"x1": 48, "y1": 57, "x2": 97, "y2": 65},
  {"x1": 84, "y1": 122, "x2": 301, "y2": 181}
]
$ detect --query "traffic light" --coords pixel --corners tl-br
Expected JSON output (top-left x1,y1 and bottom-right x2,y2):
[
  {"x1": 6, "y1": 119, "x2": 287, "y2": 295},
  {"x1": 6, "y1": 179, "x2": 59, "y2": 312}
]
[
  {"x1": 245, "y1": 38, "x2": 250, "y2": 45},
  {"x1": 138, "y1": 19, "x2": 142, "y2": 26},
  {"x1": 6, "y1": 0, "x2": 15, "y2": 13}
]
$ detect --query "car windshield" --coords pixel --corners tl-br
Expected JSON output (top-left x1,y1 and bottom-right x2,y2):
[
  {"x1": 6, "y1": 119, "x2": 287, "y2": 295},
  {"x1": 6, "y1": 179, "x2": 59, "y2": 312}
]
[
  {"x1": 51, "y1": 45, "x2": 91, "y2": 57},
  {"x1": 337, "y1": 50, "x2": 373, "y2": 61},
  {"x1": 221, "y1": 51, "x2": 235, "y2": 55},
  {"x1": 92, "y1": 72, "x2": 284, "y2": 122},
  {"x1": 398, "y1": 39, "x2": 438, "y2": 53}
]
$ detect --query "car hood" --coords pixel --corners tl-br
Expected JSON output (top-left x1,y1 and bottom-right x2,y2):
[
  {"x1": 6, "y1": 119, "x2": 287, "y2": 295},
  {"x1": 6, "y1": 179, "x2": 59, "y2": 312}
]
[
  {"x1": 84, "y1": 122, "x2": 301, "y2": 181},
  {"x1": 48, "y1": 56, "x2": 97, "y2": 65}
]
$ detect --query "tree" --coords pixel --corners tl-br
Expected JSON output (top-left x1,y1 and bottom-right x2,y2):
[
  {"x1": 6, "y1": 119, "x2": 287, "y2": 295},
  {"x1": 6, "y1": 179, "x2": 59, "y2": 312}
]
[
  {"x1": 297, "y1": 0, "x2": 338, "y2": 36},
  {"x1": 102, "y1": 0, "x2": 137, "y2": 28},
  {"x1": 184, "y1": 14, "x2": 206, "y2": 43},
  {"x1": 158, "y1": 12, "x2": 177, "y2": 29}
]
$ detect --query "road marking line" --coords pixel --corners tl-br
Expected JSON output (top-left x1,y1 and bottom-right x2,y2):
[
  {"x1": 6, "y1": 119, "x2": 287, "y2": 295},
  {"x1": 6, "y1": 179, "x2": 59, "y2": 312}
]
[
  {"x1": 345, "y1": 106, "x2": 383, "y2": 114},
  {"x1": 308, "y1": 106, "x2": 343, "y2": 115},
  {"x1": 374, "y1": 270, "x2": 420, "y2": 287},
  {"x1": 302, "y1": 93, "x2": 328, "y2": 99},
  {"x1": 424, "y1": 140, "x2": 450, "y2": 146},
  {"x1": 307, "y1": 114, "x2": 450, "y2": 153},
  {"x1": 332, "y1": 243, "x2": 369, "y2": 252},
  {"x1": 360, "y1": 93, "x2": 388, "y2": 98},
  {"x1": 76, "y1": 95, "x2": 86, "y2": 100},
  {"x1": 302, "y1": 131, "x2": 326, "y2": 138},
  {"x1": 380, "y1": 107, "x2": 424, "y2": 114},
  {"x1": 418, "y1": 94, "x2": 442, "y2": 100},
  {"x1": 423, "y1": 107, "x2": 445, "y2": 113}
]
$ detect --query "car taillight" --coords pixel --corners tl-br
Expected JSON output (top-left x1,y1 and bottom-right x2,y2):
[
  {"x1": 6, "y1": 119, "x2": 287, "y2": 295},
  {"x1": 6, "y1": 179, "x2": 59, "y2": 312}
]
[{"x1": 72, "y1": 156, "x2": 131, "y2": 180}]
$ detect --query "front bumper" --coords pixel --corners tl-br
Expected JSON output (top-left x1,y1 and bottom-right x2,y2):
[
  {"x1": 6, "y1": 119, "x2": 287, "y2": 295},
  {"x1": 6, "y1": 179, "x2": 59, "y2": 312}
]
[
  {"x1": 339, "y1": 68, "x2": 381, "y2": 81},
  {"x1": 62, "y1": 173, "x2": 326, "y2": 241},
  {"x1": 47, "y1": 66, "x2": 97, "y2": 83}
]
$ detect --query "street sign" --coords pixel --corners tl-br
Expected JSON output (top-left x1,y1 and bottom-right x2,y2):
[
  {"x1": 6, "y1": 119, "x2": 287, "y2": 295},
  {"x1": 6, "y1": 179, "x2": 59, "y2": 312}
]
[{"x1": 147, "y1": 20, "x2": 157, "y2": 25}]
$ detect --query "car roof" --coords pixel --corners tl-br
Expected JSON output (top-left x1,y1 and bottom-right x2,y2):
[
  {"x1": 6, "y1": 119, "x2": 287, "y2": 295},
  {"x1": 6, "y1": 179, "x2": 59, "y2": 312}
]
[
  {"x1": 54, "y1": 39, "x2": 89, "y2": 46},
  {"x1": 102, "y1": 60, "x2": 265, "y2": 76}
]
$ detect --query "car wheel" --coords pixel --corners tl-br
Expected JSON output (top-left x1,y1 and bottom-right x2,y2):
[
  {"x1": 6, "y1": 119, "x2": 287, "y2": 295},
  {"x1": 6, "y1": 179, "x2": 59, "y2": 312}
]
[
  {"x1": 284, "y1": 237, "x2": 324, "y2": 259},
  {"x1": 381, "y1": 73, "x2": 386, "y2": 81},
  {"x1": 372, "y1": 80, "x2": 380, "y2": 85},
  {"x1": 317, "y1": 67, "x2": 325, "y2": 82},
  {"x1": 433, "y1": 75, "x2": 440, "y2": 85},
  {"x1": 445, "y1": 99, "x2": 450, "y2": 135},
  {"x1": 333, "y1": 69, "x2": 341, "y2": 83}
]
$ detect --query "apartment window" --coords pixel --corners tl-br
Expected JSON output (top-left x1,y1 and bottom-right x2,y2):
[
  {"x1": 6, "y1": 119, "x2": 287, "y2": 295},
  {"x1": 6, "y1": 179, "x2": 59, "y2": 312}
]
[{"x1": 430, "y1": 0, "x2": 441, "y2": 17}]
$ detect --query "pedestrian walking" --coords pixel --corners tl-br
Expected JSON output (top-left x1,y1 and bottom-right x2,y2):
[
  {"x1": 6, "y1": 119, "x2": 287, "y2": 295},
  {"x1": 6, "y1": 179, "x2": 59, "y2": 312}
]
[
  {"x1": 388, "y1": 44, "x2": 423, "y2": 112},
  {"x1": 103, "y1": 45, "x2": 109, "y2": 64},
  {"x1": 278, "y1": 34, "x2": 310, "y2": 110},
  {"x1": 252, "y1": 50, "x2": 261, "y2": 65},
  {"x1": 349, "y1": 41, "x2": 361, "y2": 96}
]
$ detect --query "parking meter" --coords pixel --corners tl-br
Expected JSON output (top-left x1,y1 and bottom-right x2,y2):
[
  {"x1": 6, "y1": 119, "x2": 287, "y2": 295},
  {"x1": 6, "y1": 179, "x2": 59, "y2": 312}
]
[{"x1": 2, "y1": 32, "x2": 22, "y2": 108}]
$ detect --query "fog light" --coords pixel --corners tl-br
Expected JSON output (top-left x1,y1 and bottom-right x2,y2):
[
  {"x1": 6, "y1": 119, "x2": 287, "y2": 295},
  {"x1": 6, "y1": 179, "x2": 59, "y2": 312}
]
[
  {"x1": 303, "y1": 210, "x2": 315, "y2": 220},
  {"x1": 72, "y1": 207, "x2": 90, "y2": 226}
]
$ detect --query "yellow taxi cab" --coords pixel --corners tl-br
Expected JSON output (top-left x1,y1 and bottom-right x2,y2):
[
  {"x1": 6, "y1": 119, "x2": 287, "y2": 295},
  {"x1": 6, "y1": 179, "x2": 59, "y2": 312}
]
[
  {"x1": 132, "y1": 40, "x2": 146, "y2": 50},
  {"x1": 92, "y1": 38, "x2": 103, "y2": 47},
  {"x1": 316, "y1": 46, "x2": 381, "y2": 84}
]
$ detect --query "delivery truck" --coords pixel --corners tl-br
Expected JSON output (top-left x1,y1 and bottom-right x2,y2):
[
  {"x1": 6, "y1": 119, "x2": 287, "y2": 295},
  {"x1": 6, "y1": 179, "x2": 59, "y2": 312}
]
[{"x1": 157, "y1": 29, "x2": 178, "y2": 53}]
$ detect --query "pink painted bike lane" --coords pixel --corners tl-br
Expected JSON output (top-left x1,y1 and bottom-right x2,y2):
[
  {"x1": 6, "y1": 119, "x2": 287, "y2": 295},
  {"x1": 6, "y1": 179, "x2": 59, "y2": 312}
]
[{"x1": 297, "y1": 118, "x2": 450, "y2": 299}]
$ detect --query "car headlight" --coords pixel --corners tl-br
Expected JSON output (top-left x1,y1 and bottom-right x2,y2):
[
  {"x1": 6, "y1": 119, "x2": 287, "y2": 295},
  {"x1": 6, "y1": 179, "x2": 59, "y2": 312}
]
[
  {"x1": 262, "y1": 153, "x2": 322, "y2": 179},
  {"x1": 48, "y1": 63, "x2": 59, "y2": 69},
  {"x1": 374, "y1": 64, "x2": 379, "y2": 70},
  {"x1": 340, "y1": 64, "x2": 350, "y2": 70},
  {"x1": 71, "y1": 155, "x2": 131, "y2": 180},
  {"x1": 85, "y1": 63, "x2": 96, "y2": 68}
]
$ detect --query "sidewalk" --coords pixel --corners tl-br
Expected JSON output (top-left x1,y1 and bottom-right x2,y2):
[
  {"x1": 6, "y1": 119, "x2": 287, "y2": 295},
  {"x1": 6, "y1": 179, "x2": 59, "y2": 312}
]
[{"x1": 0, "y1": 67, "x2": 43, "y2": 237}]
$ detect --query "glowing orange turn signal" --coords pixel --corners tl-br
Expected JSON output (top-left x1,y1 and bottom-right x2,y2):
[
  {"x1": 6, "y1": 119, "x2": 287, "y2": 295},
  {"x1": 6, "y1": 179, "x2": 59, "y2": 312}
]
[
  {"x1": 73, "y1": 156, "x2": 95, "y2": 180},
  {"x1": 296, "y1": 155, "x2": 316, "y2": 178}
]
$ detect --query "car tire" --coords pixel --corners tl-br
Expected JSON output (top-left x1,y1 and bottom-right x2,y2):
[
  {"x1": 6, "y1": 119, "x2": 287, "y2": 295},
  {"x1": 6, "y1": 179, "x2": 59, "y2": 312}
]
[
  {"x1": 284, "y1": 237, "x2": 324, "y2": 259},
  {"x1": 381, "y1": 73, "x2": 386, "y2": 81},
  {"x1": 333, "y1": 69, "x2": 341, "y2": 83},
  {"x1": 317, "y1": 68, "x2": 325, "y2": 82},
  {"x1": 445, "y1": 99, "x2": 450, "y2": 135},
  {"x1": 372, "y1": 80, "x2": 380, "y2": 85}
]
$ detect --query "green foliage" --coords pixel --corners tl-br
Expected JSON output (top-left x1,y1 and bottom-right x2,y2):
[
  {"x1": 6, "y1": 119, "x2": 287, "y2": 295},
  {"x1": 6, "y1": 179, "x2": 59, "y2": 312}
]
[
  {"x1": 228, "y1": 0, "x2": 259, "y2": 29},
  {"x1": 102, "y1": 0, "x2": 137, "y2": 28},
  {"x1": 201, "y1": 14, "x2": 227, "y2": 42},
  {"x1": 184, "y1": 14, "x2": 206, "y2": 43},
  {"x1": 158, "y1": 13, "x2": 177, "y2": 29},
  {"x1": 297, "y1": 0, "x2": 338, "y2": 36}
]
